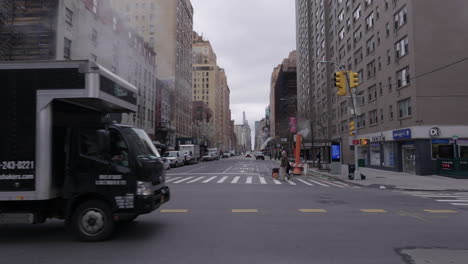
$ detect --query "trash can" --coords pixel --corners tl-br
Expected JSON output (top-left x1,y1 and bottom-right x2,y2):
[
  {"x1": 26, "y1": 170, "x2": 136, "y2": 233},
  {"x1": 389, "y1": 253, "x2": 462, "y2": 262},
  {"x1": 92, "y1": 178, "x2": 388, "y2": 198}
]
[
  {"x1": 272, "y1": 168, "x2": 279, "y2": 179},
  {"x1": 348, "y1": 164, "x2": 356, "y2": 180}
]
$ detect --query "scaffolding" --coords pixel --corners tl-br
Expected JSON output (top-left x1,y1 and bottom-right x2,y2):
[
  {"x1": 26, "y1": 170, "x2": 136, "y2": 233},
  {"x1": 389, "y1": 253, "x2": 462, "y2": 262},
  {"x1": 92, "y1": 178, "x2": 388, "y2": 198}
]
[{"x1": 0, "y1": 0, "x2": 57, "y2": 61}]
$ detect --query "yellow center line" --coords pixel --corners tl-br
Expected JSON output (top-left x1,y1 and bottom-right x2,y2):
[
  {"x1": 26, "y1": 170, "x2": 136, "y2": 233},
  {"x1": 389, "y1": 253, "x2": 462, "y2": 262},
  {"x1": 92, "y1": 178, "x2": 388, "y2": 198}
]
[
  {"x1": 299, "y1": 209, "x2": 327, "y2": 213},
  {"x1": 361, "y1": 209, "x2": 387, "y2": 213},
  {"x1": 160, "y1": 209, "x2": 188, "y2": 213},
  {"x1": 232, "y1": 209, "x2": 258, "y2": 213},
  {"x1": 424, "y1": 210, "x2": 458, "y2": 214}
]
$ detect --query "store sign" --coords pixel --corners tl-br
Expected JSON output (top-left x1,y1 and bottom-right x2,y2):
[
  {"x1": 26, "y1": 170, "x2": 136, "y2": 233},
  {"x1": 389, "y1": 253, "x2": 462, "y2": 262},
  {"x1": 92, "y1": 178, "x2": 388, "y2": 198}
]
[
  {"x1": 393, "y1": 129, "x2": 412, "y2": 140},
  {"x1": 352, "y1": 140, "x2": 360, "y2": 145},
  {"x1": 441, "y1": 161, "x2": 454, "y2": 171},
  {"x1": 371, "y1": 135, "x2": 385, "y2": 142},
  {"x1": 289, "y1": 117, "x2": 297, "y2": 133},
  {"x1": 429, "y1": 127, "x2": 441, "y2": 137}
]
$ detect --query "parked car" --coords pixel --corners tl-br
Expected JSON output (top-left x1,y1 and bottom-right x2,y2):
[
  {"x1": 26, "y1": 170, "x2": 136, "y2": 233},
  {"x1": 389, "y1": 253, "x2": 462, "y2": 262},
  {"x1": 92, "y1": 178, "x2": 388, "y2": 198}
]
[
  {"x1": 162, "y1": 151, "x2": 185, "y2": 167},
  {"x1": 161, "y1": 158, "x2": 171, "y2": 170},
  {"x1": 255, "y1": 151, "x2": 265, "y2": 160},
  {"x1": 222, "y1": 153, "x2": 230, "y2": 158},
  {"x1": 245, "y1": 152, "x2": 252, "y2": 158},
  {"x1": 202, "y1": 153, "x2": 215, "y2": 162}
]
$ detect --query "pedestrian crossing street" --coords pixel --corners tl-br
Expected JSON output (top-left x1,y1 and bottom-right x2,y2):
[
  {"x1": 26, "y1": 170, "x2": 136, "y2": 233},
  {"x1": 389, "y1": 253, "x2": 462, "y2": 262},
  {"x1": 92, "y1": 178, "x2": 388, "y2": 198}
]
[
  {"x1": 165, "y1": 174, "x2": 352, "y2": 188},
  {"x1": 398, "y1": 191, "x2": 468, "y2": 207}
]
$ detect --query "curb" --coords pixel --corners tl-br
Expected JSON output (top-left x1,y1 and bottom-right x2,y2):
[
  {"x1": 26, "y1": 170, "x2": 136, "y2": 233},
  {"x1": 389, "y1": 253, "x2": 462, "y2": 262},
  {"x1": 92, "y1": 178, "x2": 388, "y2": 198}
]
[{"x1": 307, "y1": 169, "x2": 468, "y2": 192}]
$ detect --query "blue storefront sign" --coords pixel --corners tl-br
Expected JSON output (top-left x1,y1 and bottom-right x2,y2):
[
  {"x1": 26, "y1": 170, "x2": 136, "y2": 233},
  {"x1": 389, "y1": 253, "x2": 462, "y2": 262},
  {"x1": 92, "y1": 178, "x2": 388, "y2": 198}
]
[
  {"x1": 393, "y1": 129, "x2": 412, "y2": 140},
  {"x1": 331, "y1": 144, "x2": 341, "y2": 162}
]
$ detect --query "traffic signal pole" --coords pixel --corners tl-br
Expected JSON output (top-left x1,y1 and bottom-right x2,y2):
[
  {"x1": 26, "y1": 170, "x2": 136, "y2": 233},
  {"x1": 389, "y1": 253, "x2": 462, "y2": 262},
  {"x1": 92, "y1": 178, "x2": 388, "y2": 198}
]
[{"x1": 344, "y1": 71, "x2": 360, "y2": 178}]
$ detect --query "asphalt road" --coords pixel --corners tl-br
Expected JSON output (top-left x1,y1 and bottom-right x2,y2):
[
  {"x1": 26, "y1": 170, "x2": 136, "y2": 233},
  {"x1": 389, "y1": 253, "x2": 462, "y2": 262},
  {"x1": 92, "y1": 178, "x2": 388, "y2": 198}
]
[{"x1": 1, "y1": 157, "x2": 468, "y2": 264}]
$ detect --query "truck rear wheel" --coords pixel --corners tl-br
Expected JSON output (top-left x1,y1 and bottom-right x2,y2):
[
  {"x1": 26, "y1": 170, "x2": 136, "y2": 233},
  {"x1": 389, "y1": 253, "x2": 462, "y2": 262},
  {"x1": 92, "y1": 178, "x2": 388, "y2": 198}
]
[{"x1": 71, "y1": 200, "x2": 115, "y2": 242}]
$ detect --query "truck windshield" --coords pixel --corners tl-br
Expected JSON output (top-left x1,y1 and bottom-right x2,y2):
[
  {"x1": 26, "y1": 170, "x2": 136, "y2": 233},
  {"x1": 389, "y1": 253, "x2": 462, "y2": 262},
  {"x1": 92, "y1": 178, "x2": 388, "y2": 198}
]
[
  {"x1": 122, "y1": 128, "x2": 160, "y2": 159},
  {"x1": 162, "y1": 152, "x2": 177, "y2": 157}
]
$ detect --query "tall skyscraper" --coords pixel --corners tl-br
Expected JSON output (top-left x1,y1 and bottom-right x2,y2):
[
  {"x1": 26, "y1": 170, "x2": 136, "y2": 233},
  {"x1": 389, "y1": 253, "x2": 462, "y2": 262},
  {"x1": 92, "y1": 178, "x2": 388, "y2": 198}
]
[
  {"x1": 296, "y1": 0, "x2": 468, "y2": 175},
  {"x1": 112, "y1": 0, "x2": 194, "y2": 142}
]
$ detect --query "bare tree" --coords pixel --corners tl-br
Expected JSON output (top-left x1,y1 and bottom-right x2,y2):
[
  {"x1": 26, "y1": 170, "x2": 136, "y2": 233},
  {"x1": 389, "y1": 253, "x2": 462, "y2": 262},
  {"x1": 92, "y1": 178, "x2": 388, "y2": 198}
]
[{"x1": 193, "y1": 120, "x2": 217, "y2": 147}]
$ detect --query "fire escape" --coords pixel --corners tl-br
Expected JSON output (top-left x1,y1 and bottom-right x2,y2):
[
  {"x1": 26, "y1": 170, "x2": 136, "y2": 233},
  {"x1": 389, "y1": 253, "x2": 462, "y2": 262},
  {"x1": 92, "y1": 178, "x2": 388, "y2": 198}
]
[{"x1": 0, "y1": 0, "x2": 56, "y2": 61}]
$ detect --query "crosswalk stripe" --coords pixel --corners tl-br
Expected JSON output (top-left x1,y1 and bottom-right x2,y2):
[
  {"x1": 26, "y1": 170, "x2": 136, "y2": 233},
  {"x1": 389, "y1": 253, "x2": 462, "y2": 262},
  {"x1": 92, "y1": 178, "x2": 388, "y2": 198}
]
[
  {"x1": 203, "y1": 176, "x2": 218, "y2": 183},
  {"x1": 166, "y1": 177, "x2": 181, "y2": 183},
  {"x1": 286, "y1": 179, "x2": 296, "y2": 185},
  {"x1": 305, "y1": 178, "x2": 329, "y2": 187},
  {"x1": 187, "y1": 176, "x2": 205, "y2": 183},
  {"x1": 217, "y1": 176, "x2": 229, "y2": 183},
  {"x1": 323, "y1": 181, "x2": 345, "y2": 187},
  {"x1": 231, "y1": 176, "x2": 240, "y2": 184},
  {"x1": 450, "y1": 203, "x2": 468, "y2": 206},
  {"x1": 415, "y1": 195, "x2": 468, "y2": 198},
  {"x1": 296, "y1": 178, "x2": 314, "y2": 186},
  {"x1": 435, "y1": 199, "x2": 468, "y2": 202},
  {"x1": 330, "y1": 181, "x2": 349, "y2": 187},
  {"x1": 173, "y1": 177, "x2": 194, "y2": 183},
  {"x1": 273, "y1": 179, "x2": 282, "y2": 184},
  {"x1": 246, "y1": 176, "x2": 253, "y2": 184},
  {"x1": 259, "y1": 176, "x2": 267, "y2": 184}
]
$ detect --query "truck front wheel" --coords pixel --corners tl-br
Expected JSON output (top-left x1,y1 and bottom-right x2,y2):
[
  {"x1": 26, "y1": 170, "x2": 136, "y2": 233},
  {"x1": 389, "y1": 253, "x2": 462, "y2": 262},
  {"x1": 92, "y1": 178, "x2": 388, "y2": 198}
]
[{"x1": 71, "y1": 200, "x2": 115, "y2": 242}]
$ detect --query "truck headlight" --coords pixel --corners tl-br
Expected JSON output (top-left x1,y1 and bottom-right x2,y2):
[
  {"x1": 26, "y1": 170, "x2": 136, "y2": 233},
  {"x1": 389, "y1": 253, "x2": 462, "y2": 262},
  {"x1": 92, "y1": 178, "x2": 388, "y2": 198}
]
[{"x1": 137, "y1": 181, "x2": 153, "y2": 196}]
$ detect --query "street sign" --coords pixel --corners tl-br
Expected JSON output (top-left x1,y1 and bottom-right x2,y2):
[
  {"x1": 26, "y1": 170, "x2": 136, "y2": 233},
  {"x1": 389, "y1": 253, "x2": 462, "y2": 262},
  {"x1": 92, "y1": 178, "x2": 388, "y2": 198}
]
[{"x1": 393, "y1": 129, "x2": 412, "y2": 140}]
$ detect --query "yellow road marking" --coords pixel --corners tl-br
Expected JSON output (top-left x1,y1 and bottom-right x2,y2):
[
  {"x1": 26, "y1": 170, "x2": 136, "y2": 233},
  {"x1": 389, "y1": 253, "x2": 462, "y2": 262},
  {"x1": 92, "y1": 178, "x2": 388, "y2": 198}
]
[
  {"x1": 160, "y1": 209, "x2": 188, "y2": 213},
  {"x1": 424, "y1": 210, "x2": 458, "y2": 214},
  {"x1": 232, "y1": 209, "x2": 258, "y2": 213},
  {"x1": 299, "y1": 209, "x2": 327, "y2": 213},
  {"x1": 361, "y1": 209, "x2": 387, "y2": 213}
]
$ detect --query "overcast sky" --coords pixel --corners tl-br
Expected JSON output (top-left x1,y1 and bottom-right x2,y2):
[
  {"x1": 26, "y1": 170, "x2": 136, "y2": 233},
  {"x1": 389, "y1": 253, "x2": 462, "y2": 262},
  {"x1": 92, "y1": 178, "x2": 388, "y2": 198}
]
[{"x1": 191, "y1": 0, "x2": 296, "y2": 146}]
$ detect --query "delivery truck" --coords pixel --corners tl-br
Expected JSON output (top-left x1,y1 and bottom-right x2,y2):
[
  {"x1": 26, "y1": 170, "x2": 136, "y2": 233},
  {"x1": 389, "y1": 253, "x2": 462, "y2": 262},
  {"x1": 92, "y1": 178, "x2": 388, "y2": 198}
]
[
  {"x1": 179, "y1": 144, "x2": 200, "y2": 164},
  {"x1": 0, "y1": 61, "x2": 170, "y2": 241}
]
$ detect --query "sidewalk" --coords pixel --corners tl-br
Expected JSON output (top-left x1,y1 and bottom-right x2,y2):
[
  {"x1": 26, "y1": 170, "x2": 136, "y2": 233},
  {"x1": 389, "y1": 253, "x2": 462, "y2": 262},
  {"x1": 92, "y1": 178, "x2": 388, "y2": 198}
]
[{"x1": 307, "y1": 166, "x2": 468, "y2": 191}]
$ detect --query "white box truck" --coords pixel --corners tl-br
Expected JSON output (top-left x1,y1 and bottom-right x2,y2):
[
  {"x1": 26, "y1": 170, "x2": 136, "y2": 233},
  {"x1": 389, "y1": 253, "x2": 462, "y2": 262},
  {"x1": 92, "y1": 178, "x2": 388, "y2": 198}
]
[
  {"x1": 180, "y1": 145, "x2": 200, "y2": 164},
  {"x1": 0, "y1": 61, "x2": 170, "y2": 241}
]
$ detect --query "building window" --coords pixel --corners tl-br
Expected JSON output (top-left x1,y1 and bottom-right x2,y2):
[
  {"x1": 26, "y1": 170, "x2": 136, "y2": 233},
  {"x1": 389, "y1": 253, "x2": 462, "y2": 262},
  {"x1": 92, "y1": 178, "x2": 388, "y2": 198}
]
[
  {"x1": 369, "y1": 110, "x2": 378, "y2": 125},
  {"x1": 376, "y1": 6, "x2": 380, "y2": 20},
  {"x1": 389, "y1": 105, "x2": 394, "y2": 120},
  {"x1": 395, "y1": 36, "x2": 409, "y2": 59},
  {"x1": 385, "y1": 0, "x2": 389, "y2": 10},
  {"x1": 353, "y1": 26, "x2": 362, "y2": 43},
  {"x1": 65, "y1": 8, "x2": 73, "y2": 26},
  {"x1": 338, "y1": 10, "x2": 344, "y2": 22},
  {"x1": 394, "y1": 6, "x2": 408, "y2": 30},
  {"x1": 91, "y1": 29, "x2": 98, "y2": 45},
  {"x1": 64, "y1": 38, "x2": 71, "y2": 59},
  {"x1": 380, "y1": 108, "x2": 384, "y2": 121},
  {"x1": 368, "y1": 85, "x2": 377, "y2": 102},
  {"x1": 398, "y1": 98, "x2": 412, "y2": 118},
  {"x1": 92, "y1": 0, "x2": 98, "y2": 14},
  {"x1": 387, "y1": 49, "x2": 391, "y2": 64},
  {"x1": 367, "y1": 60, "x2": 376, "y2": 78},
  {"x1": 365, "y1": 12, "x2": 374, "y2": 31},
  {"x1": 353, "y1": 4, "x2": 362, "y2": 21},
  {"x1": 339, "y1": 27, "x2": 345, "y2": 40},
  {"x1": 396, "y1": 66, "x2": 410, "y2": 88},
  {"x1": 357, "y1": 114, "x2": 366, "y2": 128},
  {"x1": 358, "y1": 69, "x2": 364, "y2": 83},
  {"x1": 365, "y1": 0, "x2": 373, "y2": 8},
  {"x1": 354, "y1": 48, "x2": 363, "y2": 65},
  {"x1": 357, "y1": 91, "x2": 365, "y2": 106},
  {"x1": 366, "y1": 36, "x2": 375, "y2": 55},
  {"x1": 388, "y1": 77, "x2": 392, "y2": 92},
  {"x1": 379, "y1": 82, "x2": 383, "y2": 95}
]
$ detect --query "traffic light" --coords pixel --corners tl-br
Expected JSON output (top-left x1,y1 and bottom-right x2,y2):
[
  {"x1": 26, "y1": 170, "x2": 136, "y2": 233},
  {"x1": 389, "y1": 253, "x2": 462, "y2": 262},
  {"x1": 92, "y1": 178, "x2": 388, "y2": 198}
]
[
  {"x1": 349, "y1": 71, "x2": 359, "y2": 88},
  {"x1": 334, "y1": 71, "x2": 347, "y2": 96},
  {"x1": 349, "y1": 121, "x2": 355, "y2": 136},
  {"x1": 360, "y1": 138, "x2": 370, "y2": 146}
]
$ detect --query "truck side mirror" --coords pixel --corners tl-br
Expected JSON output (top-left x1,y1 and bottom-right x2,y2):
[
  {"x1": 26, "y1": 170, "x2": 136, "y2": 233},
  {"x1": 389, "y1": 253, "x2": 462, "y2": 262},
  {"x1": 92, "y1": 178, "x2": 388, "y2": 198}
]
[{"x1": 97, "y1": 129, "x2": 110, "y2": 156}]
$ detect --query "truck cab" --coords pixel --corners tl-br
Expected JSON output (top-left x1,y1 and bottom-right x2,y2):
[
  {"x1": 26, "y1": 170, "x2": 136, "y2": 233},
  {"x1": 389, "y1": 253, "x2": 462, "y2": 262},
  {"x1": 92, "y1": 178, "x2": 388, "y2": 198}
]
[{"x1": 0, "y1": 61, "x2": 170, "y2": 241}]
